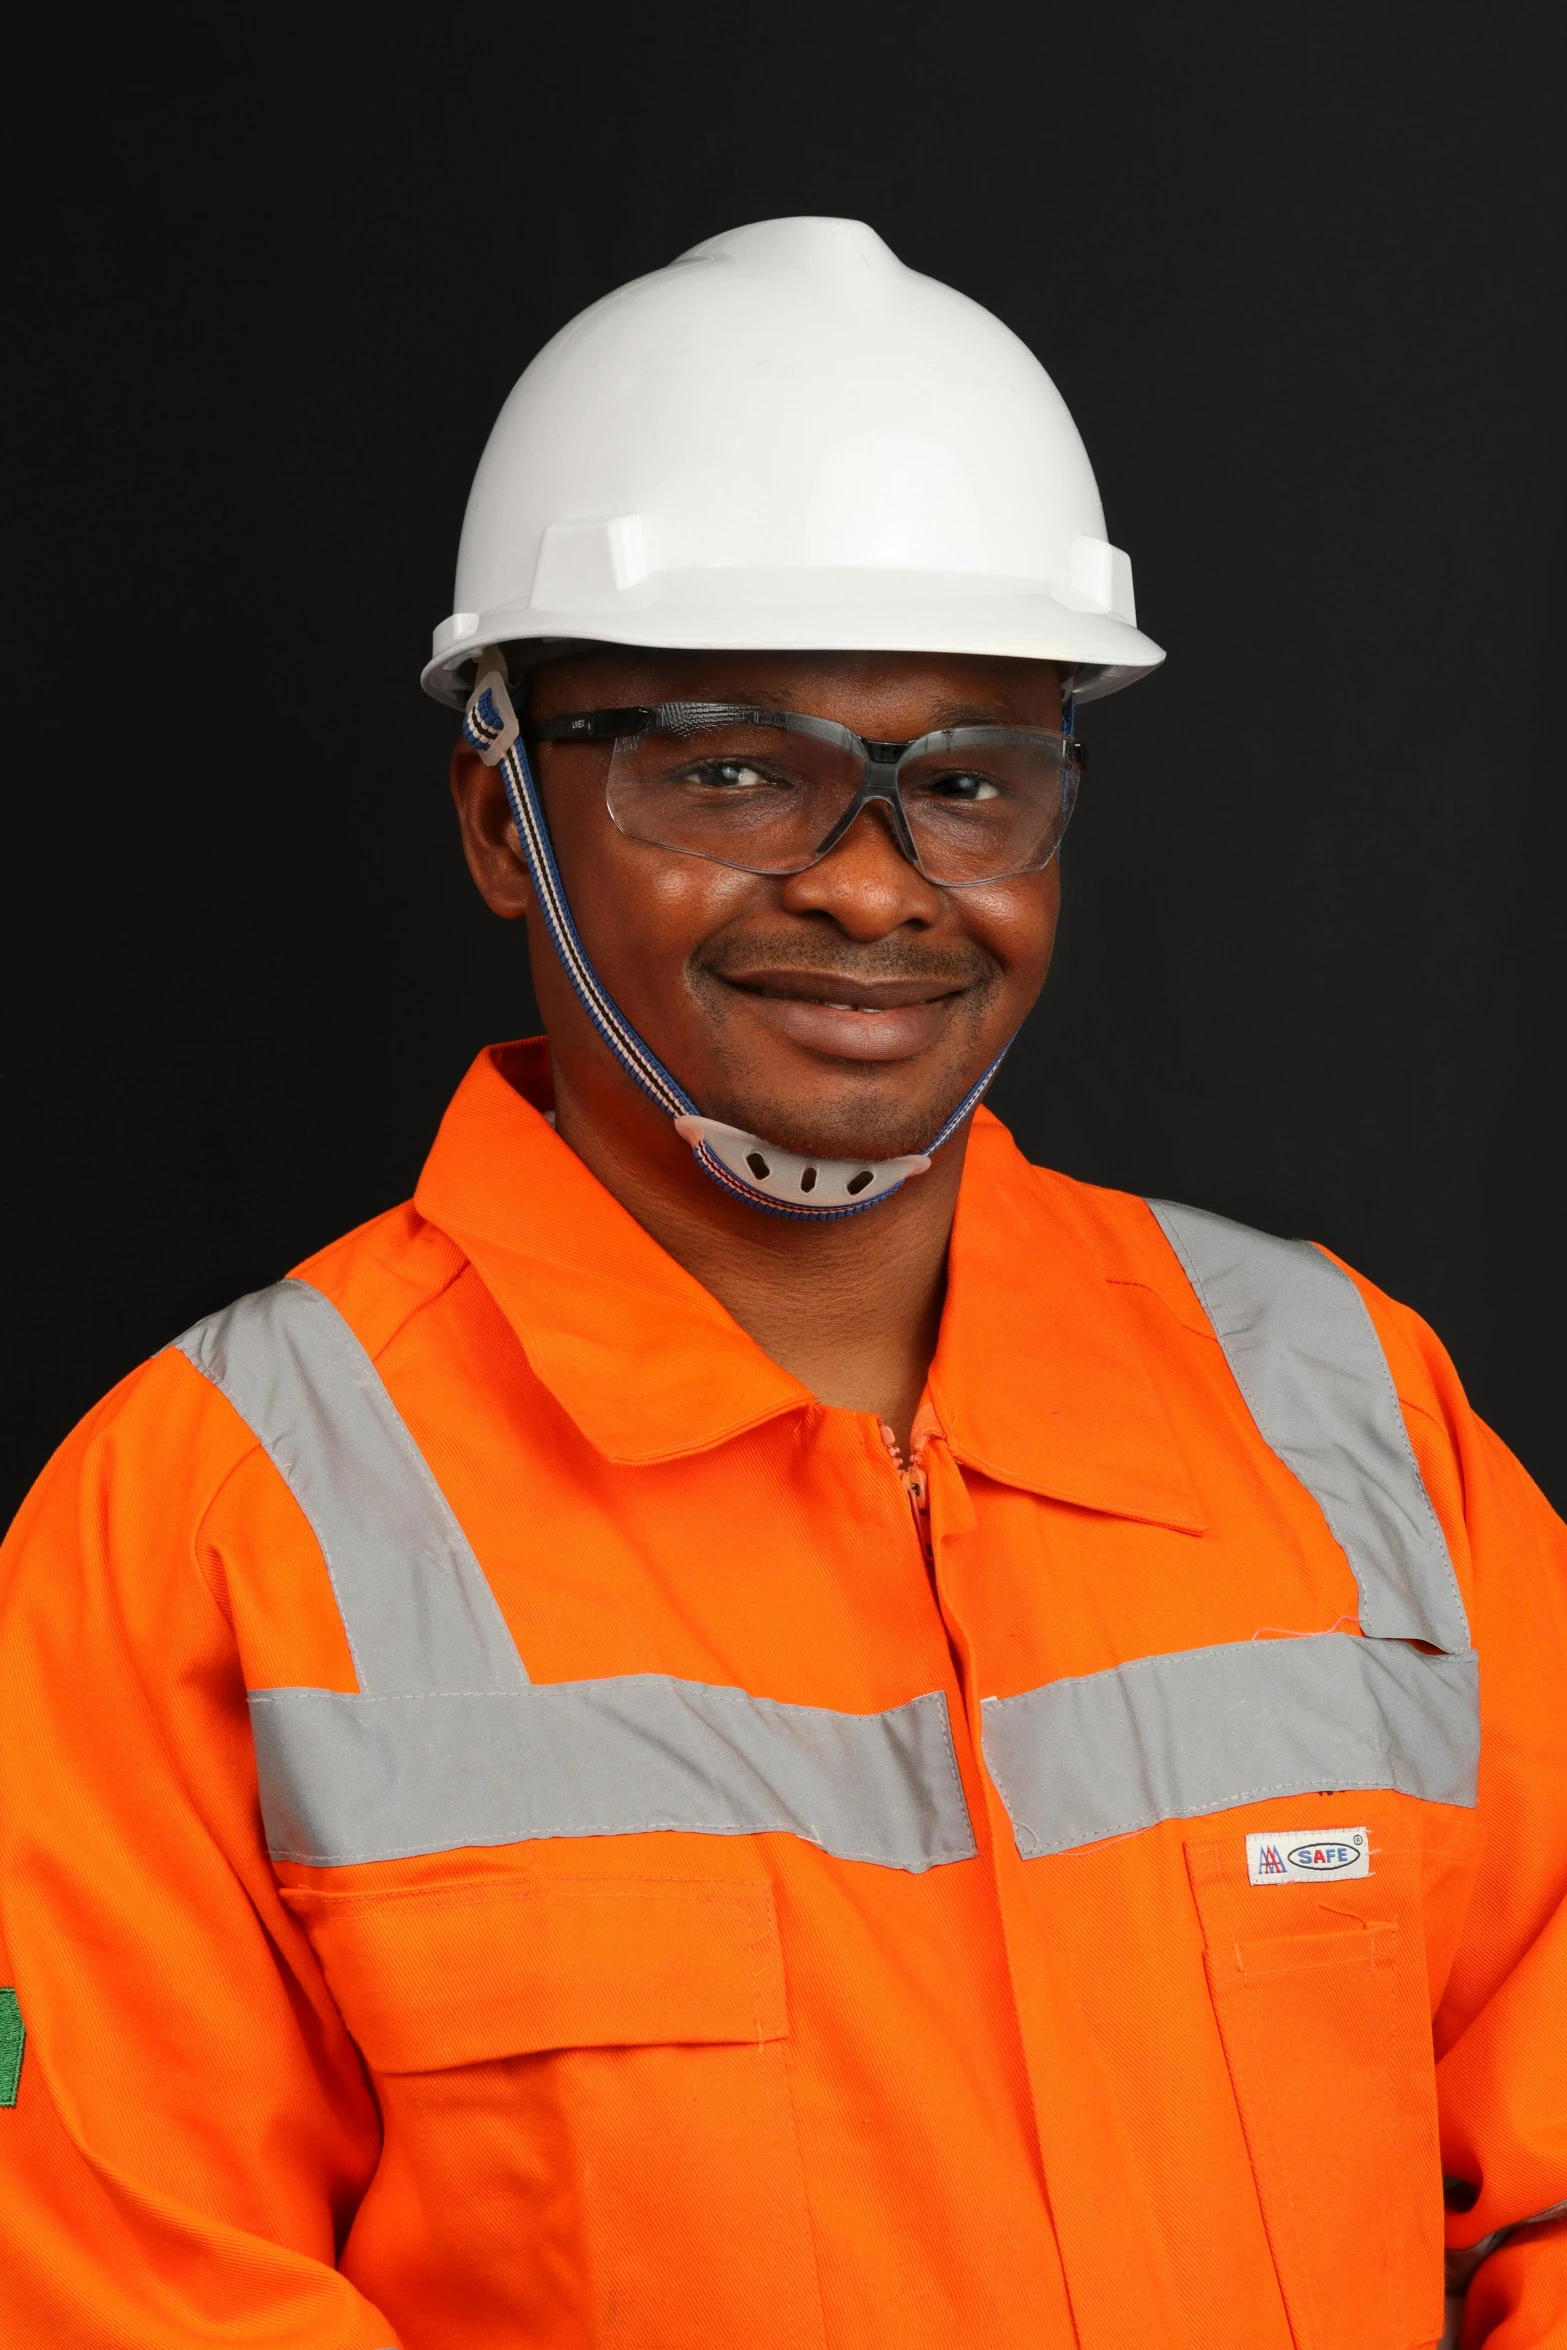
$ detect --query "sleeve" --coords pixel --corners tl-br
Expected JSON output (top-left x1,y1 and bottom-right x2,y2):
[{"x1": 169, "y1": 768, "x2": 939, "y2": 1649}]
[
  {"x1": 1406, "y1": 1382, "x2": 1567, "y2": 2348},
  {"x1": 0, "y1": 1362, "x2": 396, "y2": 2348}
]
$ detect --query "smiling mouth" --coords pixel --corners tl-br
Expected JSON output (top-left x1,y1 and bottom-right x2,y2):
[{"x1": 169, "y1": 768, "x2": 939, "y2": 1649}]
[
  {"x1": 706, "y1": 974, "x2": 970, "y2": 1067},
  {"x1": 725, "y1": 975, "x2": 965, "y2": 1012}
]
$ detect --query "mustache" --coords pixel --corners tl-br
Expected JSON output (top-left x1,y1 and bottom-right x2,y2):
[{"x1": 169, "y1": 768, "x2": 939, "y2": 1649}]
[{"x1": 696, "y1": 932, "x2": 999, "y2": 991}]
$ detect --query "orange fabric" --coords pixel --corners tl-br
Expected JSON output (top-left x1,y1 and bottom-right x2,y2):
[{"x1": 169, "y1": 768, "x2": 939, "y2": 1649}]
[{"x1": 1, "y1": 1037, "x2": 1564, "y2": 2348}]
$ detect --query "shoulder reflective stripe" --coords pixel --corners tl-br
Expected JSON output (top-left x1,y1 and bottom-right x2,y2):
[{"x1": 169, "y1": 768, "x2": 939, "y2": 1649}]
[
  {"x1": 248, "y1": 1678, "x2": 978, "y2": 1873},
  {"x1": 982, "y1": 1632, "x2": 1479, "y2": 1858},
  {"x1": 180, "y1": 1282, "x2": 977, "y2": 1875},
  {"x1": 174, "y1": 1279, "x2": 527, "y2": 1696},
  {"x1": 1147, "y1": 1199, "x2": 1470, "y2": 1653}
]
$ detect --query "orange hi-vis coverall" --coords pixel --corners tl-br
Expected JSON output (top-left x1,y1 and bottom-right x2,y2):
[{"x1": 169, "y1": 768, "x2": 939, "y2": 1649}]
[{"x1": 1, "y1": 1039, "x2": 1565, "y2": 2350}]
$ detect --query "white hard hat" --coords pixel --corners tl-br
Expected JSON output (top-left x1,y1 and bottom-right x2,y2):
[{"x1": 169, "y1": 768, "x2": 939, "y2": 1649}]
[{"x1": 423, "y1": 216, "x2": 1164, "y2": 706}]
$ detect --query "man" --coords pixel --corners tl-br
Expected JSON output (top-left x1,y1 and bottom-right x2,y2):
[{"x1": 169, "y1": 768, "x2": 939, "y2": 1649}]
[{"x1": 0, "y1": 216, "x2": 1562, "y2": 2349}]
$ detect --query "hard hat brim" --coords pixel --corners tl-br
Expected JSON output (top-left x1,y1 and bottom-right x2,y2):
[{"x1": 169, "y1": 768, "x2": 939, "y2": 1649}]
[{"x1": 422, "y1": 569, "x2": 1164, "y2": 710}]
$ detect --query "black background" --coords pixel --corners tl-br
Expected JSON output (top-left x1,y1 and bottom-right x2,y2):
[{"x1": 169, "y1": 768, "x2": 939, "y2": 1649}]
[{"x1": 5, "y1": 9, "x2": 1563, "y2": 1523}]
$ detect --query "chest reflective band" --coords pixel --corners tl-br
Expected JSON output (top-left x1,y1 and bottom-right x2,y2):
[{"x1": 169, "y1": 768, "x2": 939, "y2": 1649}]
[
  {"x1": 981, "y1": 1201, "x2": 1479, "y2": 1859},
  {"x1": 174, "y1": 1281, "x2": 976, "y2": 1875}
]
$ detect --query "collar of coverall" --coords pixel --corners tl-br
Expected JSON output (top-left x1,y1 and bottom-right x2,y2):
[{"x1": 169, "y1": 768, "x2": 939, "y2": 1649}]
[{"x1": 410, "y1": 1039, "x2": 1205, "y2": 1532}]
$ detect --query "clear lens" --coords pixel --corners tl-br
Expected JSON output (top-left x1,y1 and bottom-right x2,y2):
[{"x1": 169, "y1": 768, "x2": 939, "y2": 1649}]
[
  {"x1": 607, "y1": 717, "x2": 863, "y2": 873},
  {"x1": 897, "y1": 729, "x2": 1075, "y2": 883},
  {"x1": 604, "y1": 713, "x2": 1077, "y2": 883}
]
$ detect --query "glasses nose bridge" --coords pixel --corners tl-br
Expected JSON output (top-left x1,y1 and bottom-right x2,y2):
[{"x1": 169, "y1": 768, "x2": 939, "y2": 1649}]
[{"x1": 811, "y1": 741, "x2": 925, "y2": 872}]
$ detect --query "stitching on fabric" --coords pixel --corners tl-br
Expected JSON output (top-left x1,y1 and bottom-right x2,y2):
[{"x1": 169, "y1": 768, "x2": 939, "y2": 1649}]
[
  {"x1": 981, "y1": 1637, "x2": 1478, "y2": 1853},
  {"x1": 1147, "y1": 1208, "x2": 1230, "y2": 1361},
  {"x1": 1148, "y1": 1207, "x2": 1470, "y2": 1656},
  {"x1": 1148, "y1": 1209, "x2": 1360, "y2": 1609},
  {"x1": 168, "y1": 1347, "x2": 275, "y2": 1625},
  {"x1": 264, "y1": 1823, "x2": 975, "y2": 1869},
  {"x1": 1166, "y1": 1229, "x2": 1289, "y2": 1491},
  {"x1": 1232, "y1": 1948, "x2": 1324, "y2": 2347},
  {"x1": 1309, "y1": 1250, "x2": 1470, "y2": 1647},
  {"x1": 250, "y1": 1680, "x2": 977, "y2": 1734},
  {"x1": 1364, "y1": 1934, "x2": 1402, "y2": 2337},
  {"x1": 331, "y1": 1242, "x2": 471, "y2": 1377},
  {"x1": 178, "y1": 1296, "x2": 371, "y2": 1692},
  {"x1": 269, "y1": 1427, "x2": 369, "y2": 1693},
  {"x1": 252, "y1": 1687, "x2": 527, "y2": 1705},
  {"x1": 250, "y1": 1683, "x2": 967, "y2": 1715},
  {"x1": 287, "y1": 1876, "x2": 780, "y2": 1913},
  {"x1": 1027, "y1": 1771, "x2": 1408, "y2": 1856},
  {"x1": 983, "y1": 1628, "x2": 1357, "y2": 1697},
  {"x1": 930, "y1": 1433, "x2": 1206, "y2": 1532},
  {"x1": 249, "y1": 1676, "x2": 981, "y2": 1872},
  {"x1": 928, "y1": 1691, "x2": 980, "y2": 1858},
  {"x1": 280, "y1": 1280, "x2": 528, "y2": 1686},
  {"x1": 191, "y1": 1281, "x2": 529, "y2": 1694},
  {"x1": 1104, "y1": 1263, "x2": 1219, "y2": 1345},
  {"x1": 763, "y1": 2000, "x2": 833, "y2": 2348},
  {"x1": 744, "y1": 1898, "x2": 774, "y2": 2045},
  {"x1": 251, "y1": 1686, "x2": 977, "y2": 1869}
]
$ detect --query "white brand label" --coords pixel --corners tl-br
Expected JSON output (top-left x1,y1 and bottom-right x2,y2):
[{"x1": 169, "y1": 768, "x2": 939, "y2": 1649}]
[{"x1": 1246, "y1": 1827, "x2": 1370, "y2": 1885}]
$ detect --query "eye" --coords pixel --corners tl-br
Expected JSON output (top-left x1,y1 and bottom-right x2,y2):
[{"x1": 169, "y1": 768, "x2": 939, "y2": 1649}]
[
  {"x1": 922, "y1": 770, "x2": 1003, "y2": 802},
  {"x1": 680, "y1": 759, "x2": 778, "y2": 793}
]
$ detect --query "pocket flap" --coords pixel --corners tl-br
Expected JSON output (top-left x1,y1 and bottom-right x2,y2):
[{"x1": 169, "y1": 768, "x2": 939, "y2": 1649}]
[
  {"x1": 1207, "y1": 1920, "x2": 1394, "y2": 1987},
  {"x1": 283, "y1": 1876, "x2": 788, "y2": 2073}
]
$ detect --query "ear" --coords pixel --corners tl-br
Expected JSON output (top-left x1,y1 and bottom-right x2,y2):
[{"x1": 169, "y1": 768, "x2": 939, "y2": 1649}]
[{"x1": 449, "y1": 739, "x2": 534, "y2": 919}]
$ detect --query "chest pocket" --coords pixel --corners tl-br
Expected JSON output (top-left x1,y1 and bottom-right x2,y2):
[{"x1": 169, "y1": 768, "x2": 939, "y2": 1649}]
[
  {"x1": 284, "y1": 1871, "x2": 828, "y2": 2350},
  {"x1": 1186, "y1": 1832, "x2": 1444, "y2": 2350}
]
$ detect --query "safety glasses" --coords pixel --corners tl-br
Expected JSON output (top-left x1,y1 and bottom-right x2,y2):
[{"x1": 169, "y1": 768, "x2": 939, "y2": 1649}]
[{"x1": 528, "y1": 703, "x2": 1082, "y2": 886}]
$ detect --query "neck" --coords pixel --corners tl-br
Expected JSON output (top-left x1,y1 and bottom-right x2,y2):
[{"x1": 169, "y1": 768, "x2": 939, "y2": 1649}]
[{"x1": 549, "y1": 1058, "x2": 965, "y2": 1454}]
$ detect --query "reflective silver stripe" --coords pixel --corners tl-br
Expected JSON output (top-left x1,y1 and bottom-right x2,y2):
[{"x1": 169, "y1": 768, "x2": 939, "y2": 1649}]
[
  {"x1": 175, "y1": 1280, "x2": 527, "y2": 1695},
  {"x1": 984, "y1": 1201, "x2": 1480, "y2": 1861},
  {"x1": 250, "y1": 1679, "x2": 977, "y2": 1872},
  {"x1": 177, "y1": 1279, "x2": 976, "y2": 1874},
  {"x1": 1147, "y1": 1199, "x2": 1470, "y2": 1653},
  {"x1": 982, "y1": 1632, "x2": 1480, "y2": 1858}
]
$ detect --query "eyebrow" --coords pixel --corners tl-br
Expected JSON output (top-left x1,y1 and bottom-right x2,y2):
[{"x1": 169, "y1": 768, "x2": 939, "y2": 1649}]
[{"x1": 917, "y1": 700, "x2": 1028, "y2": 730}]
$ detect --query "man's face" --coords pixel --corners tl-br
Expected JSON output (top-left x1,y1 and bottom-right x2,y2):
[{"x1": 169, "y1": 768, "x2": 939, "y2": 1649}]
[{"x1": 480, "y1": 648, "x2": 1064, "y2": 1164}]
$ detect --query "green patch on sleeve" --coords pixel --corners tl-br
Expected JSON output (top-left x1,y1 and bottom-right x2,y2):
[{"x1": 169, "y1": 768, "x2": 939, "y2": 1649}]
[{"x1": 0, "y1": 1989, "x2": 24, "y2": 2106}]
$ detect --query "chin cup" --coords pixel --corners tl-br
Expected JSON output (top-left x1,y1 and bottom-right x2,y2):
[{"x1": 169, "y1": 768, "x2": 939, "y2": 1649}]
[{"x1": 673, "y1": 1115, "x2": 931, "y2": 1212}]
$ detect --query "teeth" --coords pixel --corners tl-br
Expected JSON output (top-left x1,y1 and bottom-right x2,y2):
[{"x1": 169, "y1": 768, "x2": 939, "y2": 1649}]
[{"x1": 775, "y1": 994, "x2": 900, "y2": 1012}]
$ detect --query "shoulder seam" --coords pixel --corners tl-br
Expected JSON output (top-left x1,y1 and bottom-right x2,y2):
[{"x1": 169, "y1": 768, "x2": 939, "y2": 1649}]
[
  {"x1": 361, "y1": 1246, "x2": 471, "y2": 1367},
  {"x1": 161, "y1": 1349, "x2": 269, "y2": 1627},
  {"x1": 295, "y1": 1231, "x2": 472, "y2": 1370}
]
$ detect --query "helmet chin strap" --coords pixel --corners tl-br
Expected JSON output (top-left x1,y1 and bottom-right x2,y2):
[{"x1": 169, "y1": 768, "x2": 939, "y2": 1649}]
[{"x1": 462, "y1": 659, "x2": 1010, "y2": 1220}]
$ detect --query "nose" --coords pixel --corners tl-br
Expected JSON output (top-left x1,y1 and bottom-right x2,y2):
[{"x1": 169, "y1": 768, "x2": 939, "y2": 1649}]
[{"x1": 776, "y1": 796, "x2": 944, "y2": 940}]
